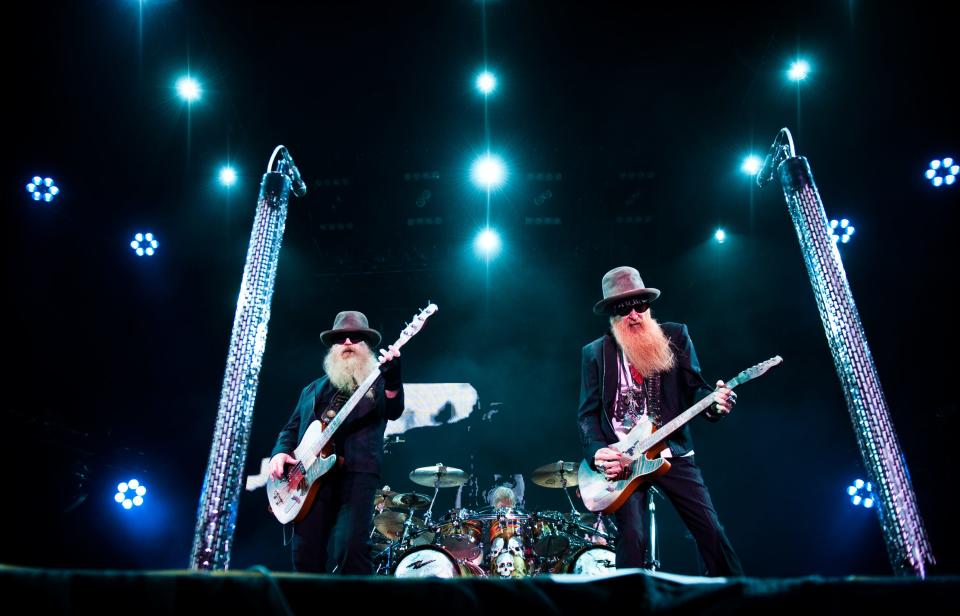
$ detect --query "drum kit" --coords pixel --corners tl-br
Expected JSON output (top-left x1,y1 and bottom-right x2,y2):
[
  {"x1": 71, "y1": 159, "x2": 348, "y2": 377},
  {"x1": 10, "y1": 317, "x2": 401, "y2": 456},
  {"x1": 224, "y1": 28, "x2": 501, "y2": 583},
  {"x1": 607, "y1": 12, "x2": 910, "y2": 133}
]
[{"x1": 372, "y1": 461, "x2": 618, "y2": 578}]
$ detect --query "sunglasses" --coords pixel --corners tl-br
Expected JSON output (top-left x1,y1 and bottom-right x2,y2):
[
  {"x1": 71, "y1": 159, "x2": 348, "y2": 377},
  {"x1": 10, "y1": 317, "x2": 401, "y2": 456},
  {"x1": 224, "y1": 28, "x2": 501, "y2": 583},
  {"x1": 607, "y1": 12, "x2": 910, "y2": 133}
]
[
  {"x1": 612, "y1": 300, "x2": 649, "y2": 317},
  {"x1": 328, "y1": 333, "x2": 360, "y2": 346}
]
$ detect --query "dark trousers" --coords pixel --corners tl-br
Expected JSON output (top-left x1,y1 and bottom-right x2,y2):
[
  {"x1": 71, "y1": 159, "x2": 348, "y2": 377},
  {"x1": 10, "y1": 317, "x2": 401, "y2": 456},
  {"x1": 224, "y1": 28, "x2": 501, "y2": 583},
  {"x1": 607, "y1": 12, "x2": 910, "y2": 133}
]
[
  {"x1": 613, "y1": 456, "x2": 743, "y2": 576},
  {"x1": 291, "y1": 470, "x2": 380, "y2": 574}
]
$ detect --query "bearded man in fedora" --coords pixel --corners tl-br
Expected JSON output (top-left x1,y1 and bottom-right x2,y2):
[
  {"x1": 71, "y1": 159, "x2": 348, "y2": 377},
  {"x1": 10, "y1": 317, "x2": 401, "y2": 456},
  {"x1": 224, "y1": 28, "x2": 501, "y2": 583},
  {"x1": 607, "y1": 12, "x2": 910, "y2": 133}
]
[
  {"x1": 269, "y1": 310, "x2": 403, "y2": 574},
  {"x1": 578, "y1": 267, "x2": 744, "y2": 576}
]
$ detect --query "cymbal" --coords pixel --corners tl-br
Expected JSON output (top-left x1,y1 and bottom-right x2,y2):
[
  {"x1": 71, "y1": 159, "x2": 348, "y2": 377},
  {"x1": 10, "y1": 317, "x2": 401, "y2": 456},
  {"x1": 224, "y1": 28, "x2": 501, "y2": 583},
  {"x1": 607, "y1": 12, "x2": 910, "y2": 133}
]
[
  {"x1": 390, "y1": 492, "x2": 431, "y2": 509},
  {"x1": 531, "y1": 460, "x2": 580, "y2": 488},
  {"x1": 373, "y1": 487, "x2": 400, "y2": 510},
  {"x1": 373, "y1": 511, "x2": 425, "y2": 540},
  {"x1": 409, "y1": 464, "x2": 469, "y2": 488}
]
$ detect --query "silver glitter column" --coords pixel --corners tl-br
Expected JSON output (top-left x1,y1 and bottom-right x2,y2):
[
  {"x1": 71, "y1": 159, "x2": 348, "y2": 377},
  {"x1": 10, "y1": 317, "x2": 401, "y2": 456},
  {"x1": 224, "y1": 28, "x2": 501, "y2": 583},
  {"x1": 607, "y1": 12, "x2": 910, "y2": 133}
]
[
  {"x1": 776, "y1": 153, "x2": 934, "y2": 577},
  {"x1": 190, "y1": 170, "x2": 291, "y2": 570}
]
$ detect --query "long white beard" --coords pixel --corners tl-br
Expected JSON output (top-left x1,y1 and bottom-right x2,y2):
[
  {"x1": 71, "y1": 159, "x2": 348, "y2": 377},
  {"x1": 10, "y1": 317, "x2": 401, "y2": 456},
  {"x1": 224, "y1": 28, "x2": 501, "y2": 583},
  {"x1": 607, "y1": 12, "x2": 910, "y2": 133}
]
[
  {"x1": 611, "y1": 315, "x2": 676, "y2": 376},
  {"x1": 323, "y1": 343, "x2": 379, "y2": 392}
]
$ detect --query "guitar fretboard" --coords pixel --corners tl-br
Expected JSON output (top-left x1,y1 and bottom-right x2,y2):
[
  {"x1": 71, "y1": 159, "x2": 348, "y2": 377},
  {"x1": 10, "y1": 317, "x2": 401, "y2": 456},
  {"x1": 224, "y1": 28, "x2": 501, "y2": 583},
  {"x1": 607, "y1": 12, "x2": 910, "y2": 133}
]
[{"x1": 615, "y1": 372, "x2": 749, "y2": 456}]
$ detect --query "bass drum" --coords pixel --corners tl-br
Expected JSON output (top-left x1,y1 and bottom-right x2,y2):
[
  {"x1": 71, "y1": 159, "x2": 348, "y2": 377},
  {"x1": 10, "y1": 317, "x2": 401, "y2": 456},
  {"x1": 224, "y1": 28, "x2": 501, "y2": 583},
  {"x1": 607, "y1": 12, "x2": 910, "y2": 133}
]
[
  {"x1": 564, "y1": 545, "x2": 617, "y2": 576},
  {"x1": 393, "y1": 545, "x2": 485, "y2": 578}
]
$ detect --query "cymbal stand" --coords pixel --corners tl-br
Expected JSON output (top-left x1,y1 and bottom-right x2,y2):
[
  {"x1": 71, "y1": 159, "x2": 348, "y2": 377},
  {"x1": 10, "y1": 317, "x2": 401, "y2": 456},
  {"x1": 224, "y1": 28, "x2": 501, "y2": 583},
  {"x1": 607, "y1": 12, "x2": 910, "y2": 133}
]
[
  {"x1": 558, "y1": 467, "x2": 580, "y2": 516},
  {"x1": 423, "y1": 463, "x2": 446, "y2": 525},
  {"x1": 646, "y1": 486, "x2": 661, "y2": 570}
]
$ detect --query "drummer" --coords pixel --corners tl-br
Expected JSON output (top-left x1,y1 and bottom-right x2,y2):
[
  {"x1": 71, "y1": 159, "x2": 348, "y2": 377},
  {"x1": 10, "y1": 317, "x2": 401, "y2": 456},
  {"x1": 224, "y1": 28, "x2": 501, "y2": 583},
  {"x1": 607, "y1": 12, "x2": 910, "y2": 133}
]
[{"x1": 489, "y1": 486, "x2": 517, "y2": 509}]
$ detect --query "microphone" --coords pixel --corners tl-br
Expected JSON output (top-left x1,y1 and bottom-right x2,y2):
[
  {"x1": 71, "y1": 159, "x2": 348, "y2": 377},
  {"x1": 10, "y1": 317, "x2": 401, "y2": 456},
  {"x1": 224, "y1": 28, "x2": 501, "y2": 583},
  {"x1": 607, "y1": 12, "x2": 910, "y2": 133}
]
[
  {"x1": 756, "y1": 128, "x2": 795, "y2": 188},
  {"x1": 280, "y1": 147, "x2": 308, "y2": 197}
]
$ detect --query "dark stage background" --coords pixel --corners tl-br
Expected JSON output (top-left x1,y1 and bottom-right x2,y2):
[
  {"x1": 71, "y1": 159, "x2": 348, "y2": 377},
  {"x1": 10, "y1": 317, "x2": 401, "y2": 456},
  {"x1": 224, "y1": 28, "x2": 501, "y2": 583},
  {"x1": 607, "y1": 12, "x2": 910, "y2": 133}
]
[{"x1": 3, "y1": 1, "x2": 957, "y2": 577}]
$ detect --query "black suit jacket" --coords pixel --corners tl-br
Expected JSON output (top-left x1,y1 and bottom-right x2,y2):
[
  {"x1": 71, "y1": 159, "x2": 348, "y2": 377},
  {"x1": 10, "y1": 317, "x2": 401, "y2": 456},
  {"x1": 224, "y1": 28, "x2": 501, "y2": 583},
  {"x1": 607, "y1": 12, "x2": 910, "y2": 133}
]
[
  {"x1": 578, "y1": 322, "x2": 716, "y2": 470},
  {"x1": 271, "y1": 374, "x2": 404, "y2": 475}
]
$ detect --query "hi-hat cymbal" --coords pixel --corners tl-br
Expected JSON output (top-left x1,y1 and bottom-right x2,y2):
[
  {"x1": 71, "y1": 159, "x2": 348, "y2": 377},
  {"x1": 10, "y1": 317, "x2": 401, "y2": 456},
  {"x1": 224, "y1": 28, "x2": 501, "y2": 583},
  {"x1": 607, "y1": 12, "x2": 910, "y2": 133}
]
[
  {"x1": 409, "y1": 464, "x2": 469, "y2": 488},
  {"x1": 390, "y1": 492, "x2": 431, "y2": 509},
  {"x1": 374, "y1": 511, "x2": 425, "y2": 540},
  {"x1": 531, "y1": 460, "x2": 580, "y2": 488}
]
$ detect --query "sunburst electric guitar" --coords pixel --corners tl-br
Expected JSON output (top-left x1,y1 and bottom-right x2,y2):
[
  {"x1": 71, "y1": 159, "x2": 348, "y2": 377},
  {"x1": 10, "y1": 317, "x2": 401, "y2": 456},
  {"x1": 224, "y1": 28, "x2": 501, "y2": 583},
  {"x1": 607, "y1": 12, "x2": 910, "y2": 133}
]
[
  {"x1": 578, "y1": 356, "x2": 782, "y2": 514},
  {"x1": 261, "y1": 303, "x2": 438, "y2": 524}
]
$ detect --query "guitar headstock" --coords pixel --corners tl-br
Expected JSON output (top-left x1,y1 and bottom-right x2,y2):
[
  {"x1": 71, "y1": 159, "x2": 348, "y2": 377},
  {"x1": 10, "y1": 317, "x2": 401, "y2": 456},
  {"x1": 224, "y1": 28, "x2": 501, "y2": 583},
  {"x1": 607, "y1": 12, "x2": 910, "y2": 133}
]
[
  {"x1": 392, "y1": 303, "x2": 439, "y2": 349},
  {"x1": 730, "y1": 355, "x2": 783, "y2": 387}
]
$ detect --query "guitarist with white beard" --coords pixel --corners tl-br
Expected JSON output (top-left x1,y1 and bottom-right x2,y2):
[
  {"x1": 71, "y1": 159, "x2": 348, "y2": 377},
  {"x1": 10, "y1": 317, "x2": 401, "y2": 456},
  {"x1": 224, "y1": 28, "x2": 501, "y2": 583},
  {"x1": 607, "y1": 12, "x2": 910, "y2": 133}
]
[
  {"x1": 269, "y1": 311, "x2": 403, "y2": 574},
  {"x1": 578, "y1": 267, "x2": 744, "y2": 576}
]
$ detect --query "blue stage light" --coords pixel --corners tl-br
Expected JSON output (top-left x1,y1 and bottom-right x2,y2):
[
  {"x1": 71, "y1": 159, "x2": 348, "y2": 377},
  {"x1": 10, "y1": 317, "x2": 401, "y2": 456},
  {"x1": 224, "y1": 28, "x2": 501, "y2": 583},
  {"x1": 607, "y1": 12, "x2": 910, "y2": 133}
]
[
  {"x1": 130, "y1": 232, "x2": 160, "y2": 257},
  {"x1": 829, "y1": 219, "x2": 855, "y2": 245},
  {"x1": 26, "y1": 176, "x2": 60, "y2": 203},
  {"x1": 471, "y1": 154, "x2": 506, "y2": 190},
  {"x1": 219, "y1": 166, "x2": 237, "y2": 187},
  {"x1": 847, "y1": 478, "x2": 874, "y2": 508},
  {"x1": 176, "y1": 76, "x2": 201, "y2": 102},
  {"x1": 476, "y1": 70, "x2": 497, "y2": 95},
  {"x1": 741, "y1": 156, "x2": 762, "y2": 176},
  {"x1": 474, "y1": 228, "x2": 502, "y2": 258},
  {"x1": 714, "y1": 229, "x2": 727, "y2": 244},
  {"x1": 927, "y1": 157, "x2": 958, "y2": 188},
  {"x1": 788, "y1": 60, "x2": 810, "y2": 81},
  {"x1": 116, "y1": 479, "x2": 147, "y2": 509}
]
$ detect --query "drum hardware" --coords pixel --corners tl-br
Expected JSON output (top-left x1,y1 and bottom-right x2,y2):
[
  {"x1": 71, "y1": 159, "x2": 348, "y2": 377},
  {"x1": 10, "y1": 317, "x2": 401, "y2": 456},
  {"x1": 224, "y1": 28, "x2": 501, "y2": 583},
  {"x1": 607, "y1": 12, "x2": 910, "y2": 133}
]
[
  {"x1": 645, "y1": 486, "x2": 661, "y2": 570},
  {"x1": 390, "y1": 492, "x2": 432, "y2": 510},
  {"x1": 409, "y1": 463, "x2": 470, "y2": 525},
  {"x1": 530, "y1": 460, "x2": 583, "y2": 518},
  {"x1": 373, "y1": 459, "x2": 623, "y2": 578}
]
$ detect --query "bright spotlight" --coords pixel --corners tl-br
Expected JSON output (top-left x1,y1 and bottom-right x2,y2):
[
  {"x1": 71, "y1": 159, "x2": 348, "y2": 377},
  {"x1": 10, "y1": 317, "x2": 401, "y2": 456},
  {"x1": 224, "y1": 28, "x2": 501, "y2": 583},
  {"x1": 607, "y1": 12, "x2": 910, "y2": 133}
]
[
  {"x1": 714, "y1": 229, "x2": 727, "y2": 244},
  {"x1": 116, "y1": 478, "x2": 147, "y2": 509},
  {"x1": 26, "y1": 176, "x2": 60, "y2": 203},
  {"x1": 741, "y1": 156, "x2": 762, "y2": 176},
  {"x1": 847, "y1": 478, "x2": 874, "y2": 508},
  {"x1": 829, "y1": 219, "x2": 855, "y2": 245},
  {"x1": 471, "y1": 154, "x2": 506, "y2": 190},
  {"x1": 130, "y1": 232, "x2": 160, "y2": 257},
  {"x1": 474, "y1": 228, "x2": 502, "y2": 258},
  {"x1": 476, "y1": 70, "x2": 497, "y2": 95},
  {"x1": 219, "y1": 166, "x2": 237, "y2": 187},
  {"x1": 176, "y1": 76, "x2": 201, "y2": 102},
  {"x1": 927, "y1": 157, "x2": 958, "y2": 188},
  {"x1": 788, "y1": 60, "x2": 810, "y2": 81}
]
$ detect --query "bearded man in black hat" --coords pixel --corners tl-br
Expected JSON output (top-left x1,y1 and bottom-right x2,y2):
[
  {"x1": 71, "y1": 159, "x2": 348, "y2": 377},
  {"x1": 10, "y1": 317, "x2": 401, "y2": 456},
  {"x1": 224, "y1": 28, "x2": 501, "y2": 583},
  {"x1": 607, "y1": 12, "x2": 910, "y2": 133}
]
[
  {"x1": 269, "y1": 310, "x2": 403, "y2": 574},
  {"x1": 578, "y1": 267, "x2": 744, "y2": 576}
]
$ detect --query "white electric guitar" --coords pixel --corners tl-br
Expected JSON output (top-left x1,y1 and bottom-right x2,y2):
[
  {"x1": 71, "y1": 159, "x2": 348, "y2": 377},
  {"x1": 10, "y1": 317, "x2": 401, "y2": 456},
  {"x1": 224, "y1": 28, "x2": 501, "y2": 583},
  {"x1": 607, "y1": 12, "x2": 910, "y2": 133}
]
[{"x1": 578, "y1": 356, "x2": 783, "y2": 513}]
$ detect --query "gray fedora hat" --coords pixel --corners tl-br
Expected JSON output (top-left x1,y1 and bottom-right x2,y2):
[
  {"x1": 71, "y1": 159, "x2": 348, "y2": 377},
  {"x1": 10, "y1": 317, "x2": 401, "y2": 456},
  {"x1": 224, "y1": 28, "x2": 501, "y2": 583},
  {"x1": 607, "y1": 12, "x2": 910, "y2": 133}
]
[
  {"x1": 592, "y1": 266, "x2": 661, "y2": 315},
  {"x1": 319, "y1": 310, "x2": 382, "y2": 347}
]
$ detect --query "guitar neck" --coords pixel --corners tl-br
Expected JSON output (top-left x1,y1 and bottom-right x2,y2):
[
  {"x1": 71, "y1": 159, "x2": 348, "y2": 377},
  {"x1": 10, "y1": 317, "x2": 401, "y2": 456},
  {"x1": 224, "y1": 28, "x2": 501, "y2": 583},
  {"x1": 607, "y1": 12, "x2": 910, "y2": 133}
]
[{"x1": 619, "y1": 372, "x2": 751, "y2": 455}]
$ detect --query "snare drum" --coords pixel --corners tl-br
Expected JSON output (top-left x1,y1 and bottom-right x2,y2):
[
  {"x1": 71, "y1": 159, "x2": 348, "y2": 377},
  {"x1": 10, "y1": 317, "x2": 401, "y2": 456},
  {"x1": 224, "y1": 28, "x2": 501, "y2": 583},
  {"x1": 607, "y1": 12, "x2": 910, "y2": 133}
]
[{"x1": 393, "y1": 545, "x2": 485, "y2": 578}]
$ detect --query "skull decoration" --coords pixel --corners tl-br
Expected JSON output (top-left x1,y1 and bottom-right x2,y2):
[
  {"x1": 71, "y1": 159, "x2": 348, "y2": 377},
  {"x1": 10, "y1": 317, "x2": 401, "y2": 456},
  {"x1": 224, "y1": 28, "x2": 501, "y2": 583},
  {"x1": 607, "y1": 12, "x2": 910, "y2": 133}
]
[
  {"x1": 490, "y1": 535, "x2": 524, "y2": 560},
  {"x1": 495, "y1": 552, "x2": 516, "y2": 578}
]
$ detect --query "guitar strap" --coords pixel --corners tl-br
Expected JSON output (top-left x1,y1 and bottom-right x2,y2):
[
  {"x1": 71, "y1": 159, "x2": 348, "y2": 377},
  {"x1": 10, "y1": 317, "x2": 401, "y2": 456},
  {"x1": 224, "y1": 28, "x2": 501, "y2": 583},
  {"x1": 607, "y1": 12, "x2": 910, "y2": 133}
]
[{"x1": 317, "y1": 389, "x2": 351, "y2": 425}]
